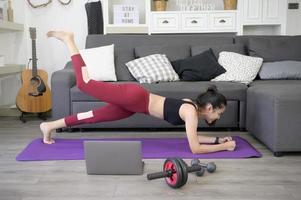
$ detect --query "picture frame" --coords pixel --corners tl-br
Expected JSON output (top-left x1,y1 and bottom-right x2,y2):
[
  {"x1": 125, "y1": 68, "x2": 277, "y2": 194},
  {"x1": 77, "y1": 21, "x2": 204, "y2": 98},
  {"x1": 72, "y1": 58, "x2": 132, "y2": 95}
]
[{"x1": 113, "y1": 4, "x2": 139, "y2": 25}]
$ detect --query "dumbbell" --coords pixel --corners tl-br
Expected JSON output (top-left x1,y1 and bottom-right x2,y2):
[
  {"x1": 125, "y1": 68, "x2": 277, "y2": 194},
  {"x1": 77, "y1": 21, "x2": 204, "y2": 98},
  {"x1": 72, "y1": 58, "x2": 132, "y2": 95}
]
[
  {"x1": 147, "y1": 157, "x2": 214, "y2": 189},
  {"x1": 191, "y1": 159, "x2": 217, "y2": 176}
]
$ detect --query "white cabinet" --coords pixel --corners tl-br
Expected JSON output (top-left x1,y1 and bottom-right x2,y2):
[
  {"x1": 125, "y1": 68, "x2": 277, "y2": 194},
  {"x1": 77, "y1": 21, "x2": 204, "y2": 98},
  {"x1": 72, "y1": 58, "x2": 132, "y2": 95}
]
[
  {"x1": 209, "y1": 12, "x2": 236, "y2": 31},
  {"x1": 243, "y1": 0, "x2": 262, "y2": 24},
  {"x1": 240, "y1": 0, "x2": 287, "y2": 35},
  {"x1": 262, "y1": 0, "x2": 282, "y2": 24},
  {"x1": 103, "y1": 0, "x2": 238, "y2": 34},
  {"x1": 152, "y1": 12, "x2": 179, "y2": 32},
  {"x1": 150, "y1": 11, "x2": 237, "y2": 34},
  {"x1": 243, "y1": 0, "x2": 286, "y2": 25},
  {"x1": 181, "y1": 13, "x2": 208, "y2": 31}
]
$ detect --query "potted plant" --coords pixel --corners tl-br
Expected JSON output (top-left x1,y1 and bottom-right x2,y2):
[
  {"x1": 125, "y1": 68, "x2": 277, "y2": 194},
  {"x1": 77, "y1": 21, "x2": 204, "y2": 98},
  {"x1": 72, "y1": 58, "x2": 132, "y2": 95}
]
[
  {"x1": 153, "y1": 0, "x2": 168, "y2": 11},
  {"x1": 223, "y1": 0, "x2": 237, "y2": 10}
]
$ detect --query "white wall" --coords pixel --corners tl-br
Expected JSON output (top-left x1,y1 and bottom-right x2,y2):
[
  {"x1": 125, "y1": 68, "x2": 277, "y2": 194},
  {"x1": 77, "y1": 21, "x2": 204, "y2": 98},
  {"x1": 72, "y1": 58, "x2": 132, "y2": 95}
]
[
  {"x1": 25, "y1": 0, "x2": 89, "y2": 80},
  {"x1": 1, "y1": 0, "x2": 90, "y2": 86}
]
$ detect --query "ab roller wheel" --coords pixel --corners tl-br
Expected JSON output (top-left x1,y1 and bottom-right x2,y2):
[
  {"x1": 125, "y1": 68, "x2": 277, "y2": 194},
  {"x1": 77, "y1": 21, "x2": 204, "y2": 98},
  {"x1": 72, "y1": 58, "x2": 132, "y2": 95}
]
[
  {"x1": 146, "y1": 158, "x2": 186, "y2": 188},
  {"x1": 147, "y1": 157, "x2": 217, "y2": 189}
]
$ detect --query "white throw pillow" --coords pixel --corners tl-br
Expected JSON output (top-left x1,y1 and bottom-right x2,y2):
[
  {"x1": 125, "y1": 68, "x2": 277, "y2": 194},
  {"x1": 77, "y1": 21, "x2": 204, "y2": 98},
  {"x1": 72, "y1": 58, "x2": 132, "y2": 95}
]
[
  {"x1": 79, "y1": 44, "x2": 117, "y2": 81},
  {"x1": 125, "y1": 54, "x2": 179, "y2": 83},
  {"x1": 212, "y1": 51, "x2": 263, "y2": 85}
]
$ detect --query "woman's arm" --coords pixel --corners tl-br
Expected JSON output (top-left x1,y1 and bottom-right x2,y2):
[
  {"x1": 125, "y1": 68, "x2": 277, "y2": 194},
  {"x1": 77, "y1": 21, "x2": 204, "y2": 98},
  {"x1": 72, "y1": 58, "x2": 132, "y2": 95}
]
[
  {"x1": 183, "y1": 108, "x2": 231, "y2": 154},
  {"x1": 197, "y1": 135, "x2": 217, "y2": 144},
  {"x1": 185, "y1": 122, "x2": 229, "y2": 154},
  {"x1": 197, "y1": 135, "x2": 233, "y2": 144}
]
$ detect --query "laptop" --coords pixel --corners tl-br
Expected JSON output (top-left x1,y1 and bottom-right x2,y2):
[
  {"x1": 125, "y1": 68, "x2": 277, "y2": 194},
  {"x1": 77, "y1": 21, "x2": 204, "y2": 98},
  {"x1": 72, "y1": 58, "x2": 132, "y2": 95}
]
[{"x1": 84, "y1": 141, "x2": 144, "y2": 175}]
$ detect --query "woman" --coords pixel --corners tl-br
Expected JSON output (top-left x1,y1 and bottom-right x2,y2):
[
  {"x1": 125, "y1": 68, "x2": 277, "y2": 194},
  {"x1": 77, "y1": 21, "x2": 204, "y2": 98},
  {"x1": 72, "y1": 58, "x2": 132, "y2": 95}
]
[{"x1": 41, "y1": 31, "x2": 236, "y2": 154}]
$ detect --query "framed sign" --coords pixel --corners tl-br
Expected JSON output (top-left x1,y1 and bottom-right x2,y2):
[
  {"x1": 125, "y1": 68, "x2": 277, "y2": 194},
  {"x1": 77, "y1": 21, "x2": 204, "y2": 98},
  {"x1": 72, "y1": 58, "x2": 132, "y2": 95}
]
[{"x1": 113, "y1": 5, "x2": 139, "y2": 25}]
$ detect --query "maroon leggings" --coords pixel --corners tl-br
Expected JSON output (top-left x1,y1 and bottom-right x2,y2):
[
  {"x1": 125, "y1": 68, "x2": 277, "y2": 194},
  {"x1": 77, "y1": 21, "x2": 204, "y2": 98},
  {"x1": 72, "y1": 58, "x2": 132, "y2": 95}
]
[{"x1": 64, "y1": 54, "x2": 150, "y2": 126}]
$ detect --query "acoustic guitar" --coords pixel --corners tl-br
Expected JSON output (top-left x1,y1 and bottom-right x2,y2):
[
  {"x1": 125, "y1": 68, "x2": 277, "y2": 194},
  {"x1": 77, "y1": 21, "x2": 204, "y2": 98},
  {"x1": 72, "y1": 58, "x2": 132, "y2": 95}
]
[{"x1": 16, "y1": 27, "x2": 51, "y2": 118}]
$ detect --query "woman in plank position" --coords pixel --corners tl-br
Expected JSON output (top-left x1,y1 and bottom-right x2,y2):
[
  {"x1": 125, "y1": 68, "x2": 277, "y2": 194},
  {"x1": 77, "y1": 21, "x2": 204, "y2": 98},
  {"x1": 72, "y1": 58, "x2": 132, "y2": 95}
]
[{"x1": 41, "y1": 31, "x2": 236, "y2": 154}]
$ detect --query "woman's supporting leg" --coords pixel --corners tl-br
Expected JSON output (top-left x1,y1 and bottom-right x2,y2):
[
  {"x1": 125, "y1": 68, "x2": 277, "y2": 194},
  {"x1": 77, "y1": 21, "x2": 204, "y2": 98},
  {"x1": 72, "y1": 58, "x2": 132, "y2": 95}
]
[
  {"x1": 41, "y1": 104, "x2": 134, "y2": 144},
  {"x1": 64, "y1": 104, "x2": 134, "y2": 126},
  {"x1": 47, "y1": 31, "x2": 149, "y2": 114}
]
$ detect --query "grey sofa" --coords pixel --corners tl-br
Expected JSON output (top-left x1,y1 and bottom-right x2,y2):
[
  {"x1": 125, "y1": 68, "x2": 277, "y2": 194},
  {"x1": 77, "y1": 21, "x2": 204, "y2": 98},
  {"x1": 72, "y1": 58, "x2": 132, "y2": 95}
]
[
  {"x1": 51, "y1": 34, "x2": 301, "y2": 156},
  {"x1": 236, "y1": 36, "x2": 301, "y2": 156}
]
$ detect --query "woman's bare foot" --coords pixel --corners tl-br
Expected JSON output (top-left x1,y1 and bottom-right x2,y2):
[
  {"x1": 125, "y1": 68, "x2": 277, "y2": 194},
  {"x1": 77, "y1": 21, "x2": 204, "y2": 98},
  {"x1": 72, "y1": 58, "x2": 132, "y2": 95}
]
[
  {"x1": 40, "y1": 122, "x2": 55, "y2": 144},
  {"x1": 46, "y1": 31, "x2": 74, "y2": 43}
]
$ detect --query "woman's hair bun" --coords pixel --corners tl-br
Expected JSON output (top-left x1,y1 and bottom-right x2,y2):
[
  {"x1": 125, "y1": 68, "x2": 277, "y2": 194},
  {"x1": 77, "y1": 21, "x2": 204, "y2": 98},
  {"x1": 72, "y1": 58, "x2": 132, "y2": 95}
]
[{"x1": 207, "y1": 85, "x2": 218, "y2": 93}]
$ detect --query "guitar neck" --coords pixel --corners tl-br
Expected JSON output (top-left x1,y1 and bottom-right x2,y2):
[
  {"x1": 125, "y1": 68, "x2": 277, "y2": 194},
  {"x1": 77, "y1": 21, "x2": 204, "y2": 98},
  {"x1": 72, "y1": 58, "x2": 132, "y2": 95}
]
[{"x1": 32, "y1": 39, "x2": 38, "y2": 77}]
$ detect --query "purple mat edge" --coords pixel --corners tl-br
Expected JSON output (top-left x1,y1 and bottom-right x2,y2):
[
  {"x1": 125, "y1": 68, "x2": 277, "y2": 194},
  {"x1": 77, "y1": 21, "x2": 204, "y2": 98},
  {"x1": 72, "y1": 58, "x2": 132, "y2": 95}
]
[{"x1": 16, "y1": 136, "x2": 262, "y2": 161}]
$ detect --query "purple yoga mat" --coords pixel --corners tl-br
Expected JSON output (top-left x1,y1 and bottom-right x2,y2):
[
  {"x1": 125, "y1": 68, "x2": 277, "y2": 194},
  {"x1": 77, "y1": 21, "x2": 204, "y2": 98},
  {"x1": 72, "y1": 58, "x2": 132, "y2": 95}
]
[{"x1": 16, "y1": 136, "x2": 261, "y2": 161}]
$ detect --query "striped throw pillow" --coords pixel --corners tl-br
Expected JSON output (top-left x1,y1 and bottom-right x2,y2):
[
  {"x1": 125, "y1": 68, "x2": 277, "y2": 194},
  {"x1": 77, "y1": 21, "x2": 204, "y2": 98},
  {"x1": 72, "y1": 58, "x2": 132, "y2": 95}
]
[{"x1": 125, "y1": 54, "x2": 179, "y2": 83}]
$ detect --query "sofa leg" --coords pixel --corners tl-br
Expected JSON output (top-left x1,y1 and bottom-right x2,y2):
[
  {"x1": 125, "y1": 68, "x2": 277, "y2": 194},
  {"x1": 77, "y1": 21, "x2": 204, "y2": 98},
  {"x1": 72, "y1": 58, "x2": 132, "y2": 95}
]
[
  {"x1": 273, "y1": 152, "x2": 284, "y2": 157},
  {"x1": 56, "y1": 128, "x2": 63, "y2": 133}
]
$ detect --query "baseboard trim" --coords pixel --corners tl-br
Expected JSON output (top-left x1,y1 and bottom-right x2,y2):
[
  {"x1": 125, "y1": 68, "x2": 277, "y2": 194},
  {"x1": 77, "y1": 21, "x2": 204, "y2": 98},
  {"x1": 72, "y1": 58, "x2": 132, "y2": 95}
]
[{"x1": 0, "y1": 107, "x2": 52, "y2": 117}]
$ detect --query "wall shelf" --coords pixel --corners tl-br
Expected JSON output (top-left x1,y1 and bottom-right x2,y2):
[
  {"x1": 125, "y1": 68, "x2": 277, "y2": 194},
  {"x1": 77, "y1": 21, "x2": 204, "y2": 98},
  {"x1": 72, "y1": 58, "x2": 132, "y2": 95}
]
[
  {"x1": 0, "y1": 21, "x2": 24, "y2": 33},
  {"x1": 0, "y1": 64, "x2": 25, "y2": 77}
]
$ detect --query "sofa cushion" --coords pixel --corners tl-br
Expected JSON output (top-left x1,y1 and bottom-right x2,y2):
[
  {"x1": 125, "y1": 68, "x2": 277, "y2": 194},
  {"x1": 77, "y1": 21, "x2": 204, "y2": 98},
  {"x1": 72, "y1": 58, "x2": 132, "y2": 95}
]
[
  {"x1": 212, "y1": 52, "x2": 263, "y2": 85},
  {"x1": 171, "y1": 49, "x2": 226, "y2": 81},
  {"x1": 191, "y1": 44, "x2": 247, "y2": 59},
  {"x1": 258, "y1": 61, "x2": 301, "y2": 80},
  {"x1": 125, "y1": 54, "x2": 180, "y2": 83},
  {"x1": 79, "y1": 44, "x2": 117, "y2": 81},
  {"x1": 85, "y1": 35, "x2": 234, "y2": 81},
  {"x1": 135, "y1": 45, "x2": 190, "y2": 61},
  {"x1": 248, "y1": 36, "x2": 301, "y2": 62},
  {"x1": 249, "y1": 80, "x2": 301, "y2": 87},
  {"x1": 114, "y1": 47, "x2": 136, "y2": 81},
  {"x1": 70, "y1": 81, "x2": 247, "y2": 102}
]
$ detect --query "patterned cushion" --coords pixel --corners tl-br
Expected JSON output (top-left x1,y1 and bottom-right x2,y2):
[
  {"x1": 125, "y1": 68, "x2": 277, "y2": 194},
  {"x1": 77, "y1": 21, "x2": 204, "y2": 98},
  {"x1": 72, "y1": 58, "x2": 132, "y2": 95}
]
[
  {"x1": 125, "y1": 54, "x2": 180, "y2": 84},
  {"x1": 212, "y1": 52, "x2": 263, "y2": 85}
]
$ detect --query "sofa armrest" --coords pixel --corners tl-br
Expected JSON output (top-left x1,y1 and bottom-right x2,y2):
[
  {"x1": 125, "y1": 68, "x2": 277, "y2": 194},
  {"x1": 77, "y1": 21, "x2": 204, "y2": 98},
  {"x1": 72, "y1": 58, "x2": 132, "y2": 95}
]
[{"x1": 51, "y1": 62, "x2": 76, "y2": 120}]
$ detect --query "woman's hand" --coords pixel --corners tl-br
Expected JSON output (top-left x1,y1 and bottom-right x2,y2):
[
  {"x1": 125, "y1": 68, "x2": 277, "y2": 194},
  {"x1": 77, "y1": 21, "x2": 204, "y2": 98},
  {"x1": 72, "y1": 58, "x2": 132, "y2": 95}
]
[
  {"x1": 218, "y1": 136, "x2": 233, "y2": 144},
  {"x1": 224, "y1": 140, "x2": 236, "y2": 151}
]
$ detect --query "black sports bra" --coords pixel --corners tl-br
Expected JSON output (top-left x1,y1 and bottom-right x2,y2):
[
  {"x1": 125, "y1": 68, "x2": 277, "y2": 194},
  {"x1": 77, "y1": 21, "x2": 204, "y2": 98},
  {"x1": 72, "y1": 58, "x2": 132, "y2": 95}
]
[{"x1": 163, "y1": 98, "x2": 197, "y2": 125}]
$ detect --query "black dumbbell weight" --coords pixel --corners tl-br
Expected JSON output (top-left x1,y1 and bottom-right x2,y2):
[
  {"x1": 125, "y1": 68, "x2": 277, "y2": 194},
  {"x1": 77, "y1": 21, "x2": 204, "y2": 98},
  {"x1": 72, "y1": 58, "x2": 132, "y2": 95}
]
[
  {"x1": 191, "y1": 159, "x2": 205, "y2": 176},
  {"x1": 191, "y1": 159, "x2": 217, "y2": 173}
]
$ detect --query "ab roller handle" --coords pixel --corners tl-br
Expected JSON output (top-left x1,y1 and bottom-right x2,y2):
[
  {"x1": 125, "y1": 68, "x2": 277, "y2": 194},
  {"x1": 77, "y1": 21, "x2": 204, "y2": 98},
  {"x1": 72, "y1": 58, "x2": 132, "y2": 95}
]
[
  {"x1": 187, "y1": 165, "x2": 204, "y2": 173},
  {"x1": 147, "y1": 165, "x2": 203, "y2": 180},
  {"x1": 147, "y1": 170, "x2": 173, "y2": 180}
]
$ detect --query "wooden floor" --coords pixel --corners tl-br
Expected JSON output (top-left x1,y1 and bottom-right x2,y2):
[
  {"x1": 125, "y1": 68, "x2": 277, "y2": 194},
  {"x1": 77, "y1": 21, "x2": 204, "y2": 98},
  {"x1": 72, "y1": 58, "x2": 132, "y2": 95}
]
[{"x1": 0, "y1": 116, "x2": 301, "y2": 200}]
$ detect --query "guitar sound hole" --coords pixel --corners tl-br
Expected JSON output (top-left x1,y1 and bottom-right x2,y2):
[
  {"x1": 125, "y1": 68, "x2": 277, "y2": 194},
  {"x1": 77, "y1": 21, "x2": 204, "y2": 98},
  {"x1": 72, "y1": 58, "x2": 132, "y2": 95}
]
[{"x1": 30, "y1": 76, "x2": 41, "y2": 86}]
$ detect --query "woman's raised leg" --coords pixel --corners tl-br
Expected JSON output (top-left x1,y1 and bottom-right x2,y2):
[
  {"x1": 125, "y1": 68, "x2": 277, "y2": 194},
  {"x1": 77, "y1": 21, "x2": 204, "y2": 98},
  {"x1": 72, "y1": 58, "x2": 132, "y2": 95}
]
[{"x1": 47, "y1": 31, "x2": 149, "y2": 113}]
